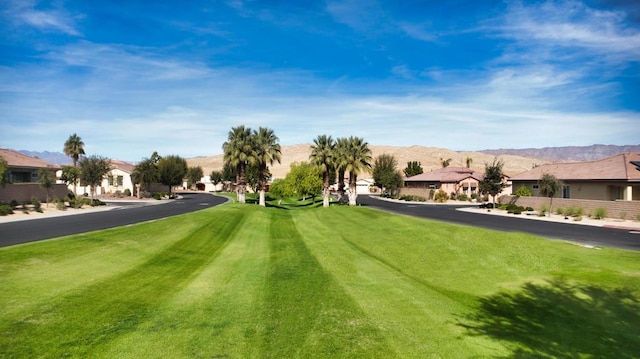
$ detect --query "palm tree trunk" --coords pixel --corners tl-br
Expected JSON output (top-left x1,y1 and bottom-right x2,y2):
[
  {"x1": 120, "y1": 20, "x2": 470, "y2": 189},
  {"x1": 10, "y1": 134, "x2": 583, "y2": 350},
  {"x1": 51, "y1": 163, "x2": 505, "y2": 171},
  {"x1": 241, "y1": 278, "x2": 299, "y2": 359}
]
[
  {"x1": 348, "y1": 172, "x2": 357, "y2": 206},
  {"x1": 259, "y1": 186, "x2": 266, "y2": 207},
  {"x1": 322, "y1": 172, "x2": 330, "y2": 207},
  {"x1": 237, "y1": 164, "x2": 246, "y2": 204}
]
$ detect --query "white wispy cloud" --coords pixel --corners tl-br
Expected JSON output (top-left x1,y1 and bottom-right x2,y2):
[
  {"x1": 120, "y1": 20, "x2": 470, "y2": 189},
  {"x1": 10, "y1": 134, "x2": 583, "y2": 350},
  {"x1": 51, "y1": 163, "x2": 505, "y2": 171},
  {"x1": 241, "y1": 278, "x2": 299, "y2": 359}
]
[
  {"x1": 4, "y1": 0, "x2": 81, "y2": 36},
  {"x1": 500, "y1": 0, "x2": 640, "y2": 61}
]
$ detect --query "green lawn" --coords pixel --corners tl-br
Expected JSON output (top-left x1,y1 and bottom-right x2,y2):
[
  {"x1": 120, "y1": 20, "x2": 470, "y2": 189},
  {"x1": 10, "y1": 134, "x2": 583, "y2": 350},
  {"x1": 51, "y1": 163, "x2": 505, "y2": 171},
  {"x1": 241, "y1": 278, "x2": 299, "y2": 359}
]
[{"x1": 1, "y1": 202, "x2": 639, "y2": 358}]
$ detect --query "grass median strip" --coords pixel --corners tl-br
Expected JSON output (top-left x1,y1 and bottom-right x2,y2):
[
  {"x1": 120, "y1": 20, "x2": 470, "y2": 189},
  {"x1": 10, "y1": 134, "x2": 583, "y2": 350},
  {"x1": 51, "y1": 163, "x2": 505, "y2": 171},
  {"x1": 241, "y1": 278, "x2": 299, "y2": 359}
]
[{"x1": 0, "y1": 202, "x2": 639, "y2": 358}]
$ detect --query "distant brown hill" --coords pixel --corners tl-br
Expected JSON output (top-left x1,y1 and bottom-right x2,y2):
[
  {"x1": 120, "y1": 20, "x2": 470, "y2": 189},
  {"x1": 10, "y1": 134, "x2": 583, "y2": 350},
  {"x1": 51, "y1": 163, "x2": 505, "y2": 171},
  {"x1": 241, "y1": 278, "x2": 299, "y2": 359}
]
[
  {"x1": 479, "y1": 144, "x2": 640, "y2": 162},
  {"x1": 187, "y1": 145, "x2": 549, "y2": 179}
]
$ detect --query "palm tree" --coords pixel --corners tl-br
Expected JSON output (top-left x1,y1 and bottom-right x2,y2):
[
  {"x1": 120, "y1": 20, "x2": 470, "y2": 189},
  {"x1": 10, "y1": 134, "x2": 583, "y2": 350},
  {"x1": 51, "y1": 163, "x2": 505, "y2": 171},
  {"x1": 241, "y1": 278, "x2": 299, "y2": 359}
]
[
  {"x1": 440, "y1": 157, "x2": 452, "y2": 168},
  {"x1": 539, "y1": 173, "x2": 562, "y2": 217},
  {"x1": 309, "y1": 135, "x2": 335, "y2": 207},
  {"x1": 466, "y1": 157, "x2": 473, "y2": 169},
  {"x1": 254, "y1": 127, "x2": 281, "y2": 207},
  {"x1": 342, "y1": 136, "x2": 372, "y2": 206},
  {"x1": 334, "y1": 137, "x2": 350, "y2": 202},
  {"x1": 223, "y1": 125, "x2": 255, "y2": 204},
  {"x1": 63, "y1": 133, "x2": 85, "y2": 196}
]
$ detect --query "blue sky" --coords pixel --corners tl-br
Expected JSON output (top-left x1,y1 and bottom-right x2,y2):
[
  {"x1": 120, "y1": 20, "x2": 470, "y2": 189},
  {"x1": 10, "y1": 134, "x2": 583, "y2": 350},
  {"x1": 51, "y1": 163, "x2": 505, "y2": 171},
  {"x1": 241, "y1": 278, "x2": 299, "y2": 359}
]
[{"x1": 1, "y1": 0, "x2": 639, "y2": 161}]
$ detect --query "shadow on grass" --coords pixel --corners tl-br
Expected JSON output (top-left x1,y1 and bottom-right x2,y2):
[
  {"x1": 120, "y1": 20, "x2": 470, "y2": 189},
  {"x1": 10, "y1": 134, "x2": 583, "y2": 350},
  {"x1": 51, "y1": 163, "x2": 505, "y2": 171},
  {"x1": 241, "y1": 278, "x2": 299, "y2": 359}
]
[{"x1": 459, "y1": 278, "x2": 640, "y2": 358}]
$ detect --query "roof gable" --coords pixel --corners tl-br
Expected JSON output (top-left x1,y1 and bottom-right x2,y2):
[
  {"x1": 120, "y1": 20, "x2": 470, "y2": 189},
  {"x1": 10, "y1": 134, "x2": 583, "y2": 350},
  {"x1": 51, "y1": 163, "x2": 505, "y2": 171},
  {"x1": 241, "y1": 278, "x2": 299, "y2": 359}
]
[
  {"x1": 405, "y1": 166, "x2": 484, "y2": 183},
  {"x1": 0, "y1": 149, "x2": 61, "y2": 170}
]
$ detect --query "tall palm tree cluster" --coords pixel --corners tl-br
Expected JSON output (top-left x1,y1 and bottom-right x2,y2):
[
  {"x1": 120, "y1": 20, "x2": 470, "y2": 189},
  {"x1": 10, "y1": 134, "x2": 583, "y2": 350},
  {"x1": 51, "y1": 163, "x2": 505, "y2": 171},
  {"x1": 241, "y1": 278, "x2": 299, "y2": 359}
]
[
  {"x1": 222, "y1": 126, "x2": 282, "y2": 206},
  {"x1": 310, "y1": 135, "x2": 372, "y2": 207}
]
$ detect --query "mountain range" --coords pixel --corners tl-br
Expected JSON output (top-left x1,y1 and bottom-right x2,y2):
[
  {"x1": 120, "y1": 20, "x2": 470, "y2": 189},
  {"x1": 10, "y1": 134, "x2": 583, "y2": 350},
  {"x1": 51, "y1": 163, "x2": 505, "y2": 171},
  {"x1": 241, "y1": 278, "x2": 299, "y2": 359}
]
[{"x1": 13, "y1": 144, "x2": 639, "y2": 178}]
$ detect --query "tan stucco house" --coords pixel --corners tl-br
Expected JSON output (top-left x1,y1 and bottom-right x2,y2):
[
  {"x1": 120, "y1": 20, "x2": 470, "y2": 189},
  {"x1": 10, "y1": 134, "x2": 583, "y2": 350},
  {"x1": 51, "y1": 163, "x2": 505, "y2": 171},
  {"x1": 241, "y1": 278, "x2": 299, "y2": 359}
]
[
  {"x1": 403, "y1": 167, "x2": 484, "y2": 197},
  {"x1": 0, "y1": 149, "x2": 67, "y2": 202},
  {"x1": 509, "y1": 153, "x2": 640, "y2": 201}
]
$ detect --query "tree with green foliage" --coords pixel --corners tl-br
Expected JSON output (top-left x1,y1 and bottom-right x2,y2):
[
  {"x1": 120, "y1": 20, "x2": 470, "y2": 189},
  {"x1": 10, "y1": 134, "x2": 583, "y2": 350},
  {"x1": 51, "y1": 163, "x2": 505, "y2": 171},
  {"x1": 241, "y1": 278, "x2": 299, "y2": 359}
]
[
  {"x1": 539, "y1": 173, "x2": 562, "y2": 217},
  {"x1": 79, "y1": 155, "x2": 112, "y2": 200},
  {"x1": 221, "y1": 163, "x2": 236, "y2": 192},
  {"x1": 268, "y1": 178, "x2": 290, "y2": 204},
  {"x1": 254, "y1": 127, "x2": 282, "y2": 207},
  {"x1": 478, "y1": 158, "x2": 508, "y2": 206},
  {"x1": 60, "y1": 165, "x2": 79, "y2": 192},
  {"x1": 403, "y1": 161, "x2": 423, "y2": 177},
  {"x1": 0, "y1": 156, "x2": 8, "y2": 187},
  {"x1": 338, "y1": 136, "x2": 372, "y2": 206},
  {"x1": 223, "y1": 125, "x2": 255, "y2": 204},
  {"x1": 373, "y1": 154, "x2": 403, "y2": 196},
  {"x1": 63, "y1": 133, "x2": 85, "y2": 195},
  {"x1": 286, "y1": 162, "x2": 322, "y2": 202},
  {"x1": 132, "y1": 152, "x2": 161, "y2": 196},
  {"x1": 309, "y1": 134, "x2": 336, "y2": 207},
  {"x1": 157, "y1": 155, "x2": 188, "y2": 196},
  {"x1": 186, "y1": 166, "x2": 204, "y2": 189},
  {"x1": 440, "y1": 157, "x2": 452, "y2": 168},
  {"x1": 210, "y1": 170, "x2": 223, "y2": 191},
  {"x1": 38, "y1": 169, "x2": 55, "y2": 207},
  {"x1": 513, "y1": 185, "x2": 532, "y2": 197}
]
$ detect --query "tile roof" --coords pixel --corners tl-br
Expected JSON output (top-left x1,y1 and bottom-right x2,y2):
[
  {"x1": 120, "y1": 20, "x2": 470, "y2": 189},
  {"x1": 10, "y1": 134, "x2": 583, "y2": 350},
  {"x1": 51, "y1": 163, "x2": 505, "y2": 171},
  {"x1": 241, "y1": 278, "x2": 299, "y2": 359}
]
[
  {"x1": 510, "y1": 153, "x2": 640, "y2": 181},
  {"x1": 0, "y1": 149, "x2": 61, "y2": 170},
  {"x1": 405, "y1": 166, "x2": 484, "y2": 183},
  {"x1": 110, "y1": 159, "x2": 135, "y2": 174}
]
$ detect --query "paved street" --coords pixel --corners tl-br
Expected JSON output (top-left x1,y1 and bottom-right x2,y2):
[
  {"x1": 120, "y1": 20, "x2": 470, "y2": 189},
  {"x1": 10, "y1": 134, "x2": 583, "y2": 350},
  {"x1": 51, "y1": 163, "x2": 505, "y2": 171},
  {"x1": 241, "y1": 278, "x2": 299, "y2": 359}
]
[
  {"x1": 0, "y1": 193, "x2": 228, "y2": 248},
  {"x1": 358, "y1": 195, "x2": 640, "y2": 252}
]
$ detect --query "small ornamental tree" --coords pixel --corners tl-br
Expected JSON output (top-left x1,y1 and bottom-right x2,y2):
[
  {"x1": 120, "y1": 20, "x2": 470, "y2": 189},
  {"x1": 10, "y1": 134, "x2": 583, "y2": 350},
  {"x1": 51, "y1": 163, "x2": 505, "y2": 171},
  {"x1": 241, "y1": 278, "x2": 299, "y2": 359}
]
[
  {"x1": 186, "y1": 166, "x2": 204, "y2": 189},
  {"x1": 539, "y1": 173, "x2": 562, "y2": 217},
  {"x1": 157, "y1": 155, "x2": 188, "y2": 196},
  {"x1": 286, "y1": 162, "x2": 323, "y2": 202},
  {"x1": 79, "y1": 155, "x2": 112, "y2": 201},
  {"x1": 37, "y1": 169, "x2": 55, "y2": 207},
  {"x1": 478, "y1": 158, "x2": 508, "y2": 206},
  {"x1": 210, "y1": 170, "x2": 223, "y2": 191},
  {"x1": 373, "y1": 154, "x2": 403, "y2": 196}
]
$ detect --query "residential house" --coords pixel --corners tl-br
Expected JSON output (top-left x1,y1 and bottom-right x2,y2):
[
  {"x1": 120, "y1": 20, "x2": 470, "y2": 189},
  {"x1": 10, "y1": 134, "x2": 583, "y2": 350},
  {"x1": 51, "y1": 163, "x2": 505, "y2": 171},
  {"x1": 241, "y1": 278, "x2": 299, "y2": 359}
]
[
  {"x1": 402, "y1": 167, "x2": 484, "y2": 198},
  {"x1": 509, "y1": 153, "x2": 640, "y2": 201},
  {"x1": 102, "y1": 160, "x2": 136, "y2": 196},
  {"x1": 0, "y1": 149, "x2": 67, "y2": 202}
]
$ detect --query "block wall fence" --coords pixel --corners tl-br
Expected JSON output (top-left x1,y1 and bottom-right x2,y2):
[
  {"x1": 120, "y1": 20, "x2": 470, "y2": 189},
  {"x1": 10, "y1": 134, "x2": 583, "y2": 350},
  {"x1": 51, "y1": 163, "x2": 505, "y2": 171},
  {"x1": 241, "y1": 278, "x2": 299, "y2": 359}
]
[{"x1": 499, "y1": 195, "x2": 640, "y2": 221}]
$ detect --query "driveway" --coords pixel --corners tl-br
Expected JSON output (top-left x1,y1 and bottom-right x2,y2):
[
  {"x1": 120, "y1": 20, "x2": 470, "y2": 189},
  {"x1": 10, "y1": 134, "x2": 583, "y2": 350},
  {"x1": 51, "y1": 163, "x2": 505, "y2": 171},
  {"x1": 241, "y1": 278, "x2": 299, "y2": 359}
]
[
  {"x1": 0, "y1": 193, "x2": 228, "y2": 248},
  {"x1": 358, "y1": 195, "x2": 640, "y2": 252}
]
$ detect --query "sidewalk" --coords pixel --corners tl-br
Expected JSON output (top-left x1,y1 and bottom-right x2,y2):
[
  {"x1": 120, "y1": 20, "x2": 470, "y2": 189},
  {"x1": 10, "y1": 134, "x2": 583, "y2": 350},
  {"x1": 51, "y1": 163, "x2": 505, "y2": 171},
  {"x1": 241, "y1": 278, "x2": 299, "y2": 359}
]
[{"x1": 0, "y1": 197, "x2": 169, "y2": 224}]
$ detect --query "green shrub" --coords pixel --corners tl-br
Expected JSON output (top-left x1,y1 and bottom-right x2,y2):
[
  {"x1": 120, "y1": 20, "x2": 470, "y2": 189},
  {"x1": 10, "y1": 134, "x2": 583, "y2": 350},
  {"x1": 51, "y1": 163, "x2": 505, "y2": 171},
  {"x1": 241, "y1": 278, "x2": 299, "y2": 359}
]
[
  {"x1": 53, "y1": 197, "x2": 66, "y2": 211},
  {"x1": 556, "y1": 207, "x2": 564, "y2": 215},
  {"x1": 470, "y1": 193, "x2": 478, "y2": 201},
  {"x1": 450, "y1": 192, "x2": 457, "y2": 200},
  {"x1": 525, "y1": 206, "x2": 534, "y2": 212},
  {"x1": 458, "y1": 193, "x2": 469, "y2": 201},
  {"x1": 513, "y1": 185, "x2": 532, "y2": 197},
  {"x1": 31, "y1": 196, "x2": 42, "y2": 213},
  {"x1": 592, "y1": 207, "x2": 607, "y2": 220},
  {"x1": 0, "y1": 204, "x2": 14, "y2": 216},
  {"x1": 91, "y1": 199, "x2": 106, "y2": 207},
  {"x1": 124, "y1": 188, "x2": 132, "y2": 197},
  {"x1": 9, "y1": 199, "x2": 19, "y2": 209},
  {"x1": 573, "y1": 216, "x2": 583, "y2": 222},
  {"x1": 399, "y1": 195, "x2": 427, "y2": 202},
  {"x1": 434, "y1": 190, "x2": 448, "y2": 203},
  {"x1": 538, "y1": 204, "x2": 549, "y2": 217}
]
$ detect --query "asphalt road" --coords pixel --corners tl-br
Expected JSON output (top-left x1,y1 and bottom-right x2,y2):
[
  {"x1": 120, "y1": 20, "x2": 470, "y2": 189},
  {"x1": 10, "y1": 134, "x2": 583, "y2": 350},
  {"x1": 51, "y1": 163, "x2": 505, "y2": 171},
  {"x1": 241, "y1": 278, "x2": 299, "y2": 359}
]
[
  {"x1": 0, "y1": 193, "x2": 228, "y2": 248},
  {"x1": 358, "y1": 195, "x2": 640, "y2": 252}
]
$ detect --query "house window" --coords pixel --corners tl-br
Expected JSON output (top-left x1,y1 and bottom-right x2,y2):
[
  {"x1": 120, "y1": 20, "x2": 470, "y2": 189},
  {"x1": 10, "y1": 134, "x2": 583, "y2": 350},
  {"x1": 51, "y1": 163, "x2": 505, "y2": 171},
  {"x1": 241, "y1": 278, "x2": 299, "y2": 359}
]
[
  {"x1": 532, "y1": 184, "x2": 539, "y2": 190},
  {"x1": 117, "y1": 176, "x2": 123, "y2": 186},
  {"x1": 562, "y1": 185, "x2": 570, "y2": 199},
  {"x1": 108, "y1": 175, "x2": 114, "y2": 186}
]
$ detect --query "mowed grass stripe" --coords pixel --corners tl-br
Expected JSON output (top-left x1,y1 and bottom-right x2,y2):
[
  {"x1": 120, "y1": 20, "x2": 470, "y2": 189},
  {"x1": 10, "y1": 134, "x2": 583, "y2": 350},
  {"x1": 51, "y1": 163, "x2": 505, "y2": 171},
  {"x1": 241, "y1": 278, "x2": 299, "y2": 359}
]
[
  {"x1": 294, "y1": 207, "x2": 508, "y2": 357},
  {"x1": 260, "y1": 209, "x2": 395, "y2": 358},
  {"x1": 0, "y1": 206, "x2": 248, "y2": 358},
  {"x1": 0, "y1": 213, "x2": 203, "y2": 321},
  {"x1": 96, "y1": 208, "x2": 271, "y2": 358}
]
